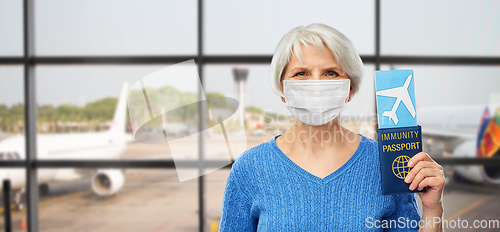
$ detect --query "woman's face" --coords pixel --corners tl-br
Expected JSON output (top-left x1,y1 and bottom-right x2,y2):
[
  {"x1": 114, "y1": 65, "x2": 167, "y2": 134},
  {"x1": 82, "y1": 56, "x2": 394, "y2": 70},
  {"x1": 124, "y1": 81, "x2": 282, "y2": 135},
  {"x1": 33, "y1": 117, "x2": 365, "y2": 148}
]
[
  {"x1": 281, "y1": 43, "x2": 352, "y2": 102},
  {"x1": 282, "y1": 44, "x2": 349, "y2": 82}
]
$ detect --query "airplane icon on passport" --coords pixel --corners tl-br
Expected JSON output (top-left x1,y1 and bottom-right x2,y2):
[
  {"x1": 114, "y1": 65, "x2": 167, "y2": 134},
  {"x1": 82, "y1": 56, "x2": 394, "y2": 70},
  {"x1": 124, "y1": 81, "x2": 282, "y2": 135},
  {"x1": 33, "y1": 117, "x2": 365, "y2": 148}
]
[{"x1": 375, "y1": 70, "x2": 417, "y2": 128}]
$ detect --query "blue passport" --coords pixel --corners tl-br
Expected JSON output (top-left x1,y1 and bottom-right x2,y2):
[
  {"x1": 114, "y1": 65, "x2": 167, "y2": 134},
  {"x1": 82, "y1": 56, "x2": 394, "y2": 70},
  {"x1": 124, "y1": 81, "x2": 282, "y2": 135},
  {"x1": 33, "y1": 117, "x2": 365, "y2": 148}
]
[
  {"x1": 375, "y1": 70, "x2": 426, "y2": 195},
  {"x1": 377, "y1": 126, "x2": 426, "y2": 195}
]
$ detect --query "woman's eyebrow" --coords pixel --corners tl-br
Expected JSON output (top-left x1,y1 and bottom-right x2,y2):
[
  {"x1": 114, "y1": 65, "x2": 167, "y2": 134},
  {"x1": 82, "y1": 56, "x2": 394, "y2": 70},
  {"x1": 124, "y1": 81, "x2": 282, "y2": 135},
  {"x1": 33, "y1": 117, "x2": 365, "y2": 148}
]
[
  {"x1": 324, "y1": 66, "x2": 342, "y2": 71},
  {"x1": 288, "y1": 66, "x2": 345, "y2": 75},
  {"x1": 324, "y1": 66, "x2": 345, "y2": 74},
  {"x1": 289, "y1": 67, "x2": 307, "y2": 73}
]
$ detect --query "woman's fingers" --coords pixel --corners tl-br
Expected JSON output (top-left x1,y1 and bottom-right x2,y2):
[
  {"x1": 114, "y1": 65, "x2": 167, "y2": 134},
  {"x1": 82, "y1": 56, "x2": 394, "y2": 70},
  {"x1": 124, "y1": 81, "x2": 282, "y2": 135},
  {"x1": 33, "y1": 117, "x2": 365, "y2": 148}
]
[
  {"x1": 404, "y1": 152, "x2": 444, "y2": 191},
  {"x1": 407, "y1": 168, "x2": 444, "y2": 190},
  {"x1": 404, "y1": 161, "x2": 434, "y2": 183},
  {"x1": 416, "y1": 176, "x2": 446, "y2": 191},
  {"x1": 408, "y1": 152, "x2": 434, "y2": 167}
]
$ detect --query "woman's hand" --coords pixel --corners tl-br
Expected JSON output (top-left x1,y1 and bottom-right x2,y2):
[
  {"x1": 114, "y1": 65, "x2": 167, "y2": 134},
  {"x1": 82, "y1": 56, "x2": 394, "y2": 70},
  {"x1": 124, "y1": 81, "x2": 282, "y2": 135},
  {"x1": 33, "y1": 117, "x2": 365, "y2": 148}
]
[
  {"x1": 405, "y1": 152, "x2": 445, "y2": 210},
  {"x1": 405, "y1": 152, "x2": 445, "y2": 231}
]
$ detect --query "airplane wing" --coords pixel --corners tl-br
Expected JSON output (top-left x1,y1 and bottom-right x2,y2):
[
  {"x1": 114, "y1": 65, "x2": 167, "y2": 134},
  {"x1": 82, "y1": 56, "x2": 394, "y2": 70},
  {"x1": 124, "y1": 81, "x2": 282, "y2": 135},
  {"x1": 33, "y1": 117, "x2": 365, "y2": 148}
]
[
  {"x1": 376, "y1": 88, "x2": 400, "y2": 98},
  {"x1": 422, "y1": 127, "x2": 476, "y2": 140},
  {"x1": 382, "y1": 110, "x2": 399, "y2": 125},
  {"x1": 400, "y1": 93, "x2": 416, "y2": 117}
]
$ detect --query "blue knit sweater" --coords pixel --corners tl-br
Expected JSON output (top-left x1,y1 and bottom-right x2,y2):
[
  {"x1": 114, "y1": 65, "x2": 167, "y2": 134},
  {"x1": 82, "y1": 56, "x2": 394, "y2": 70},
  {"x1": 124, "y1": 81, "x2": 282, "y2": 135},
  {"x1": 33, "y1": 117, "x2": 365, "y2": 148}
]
[{"x1": 219, "y1": 134, "x2": 422, "y2": 231}]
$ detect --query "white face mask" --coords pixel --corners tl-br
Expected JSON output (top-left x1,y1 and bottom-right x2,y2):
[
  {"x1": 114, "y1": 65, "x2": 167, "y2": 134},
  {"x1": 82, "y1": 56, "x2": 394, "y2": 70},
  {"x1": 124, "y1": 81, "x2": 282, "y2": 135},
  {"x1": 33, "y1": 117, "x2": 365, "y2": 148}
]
[{"x1": 283, "y1": 79, "x2": 350, "y2": 126}]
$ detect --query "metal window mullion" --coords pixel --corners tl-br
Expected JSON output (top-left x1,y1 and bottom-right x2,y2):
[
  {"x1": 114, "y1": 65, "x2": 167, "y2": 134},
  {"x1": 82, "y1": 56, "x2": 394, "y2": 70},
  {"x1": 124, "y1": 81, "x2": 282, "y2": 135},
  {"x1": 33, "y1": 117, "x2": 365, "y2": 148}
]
[
  {"x1": 375, "y1": 0, "x2": 380, "y2": 71},
  {"x1": 374, "y1": 0, "x2": 381, "y2": 133},
  {"x1": 197, "y1": 0, "x2": 206, "y2": 232},
  {"x1": 0, "y1": 160, "x2": 235, "y2": 168},
  {"x1": 4, "y1": 56, "x2": 500, "y2": 65},
  {"x1": 23, "y1": 0, "x2": 38, "y2": 231},
  {"x1": 2, "y1": 158, "x2": 500, "y2": 168}
]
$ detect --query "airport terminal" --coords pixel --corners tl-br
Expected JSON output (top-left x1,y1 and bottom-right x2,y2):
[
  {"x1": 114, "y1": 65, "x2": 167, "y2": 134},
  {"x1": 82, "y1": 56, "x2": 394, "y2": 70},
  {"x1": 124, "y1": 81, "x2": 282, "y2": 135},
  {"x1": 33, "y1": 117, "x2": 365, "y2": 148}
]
[{"x1": 1, "y1": 0, "x2": 500, "y2": 231}]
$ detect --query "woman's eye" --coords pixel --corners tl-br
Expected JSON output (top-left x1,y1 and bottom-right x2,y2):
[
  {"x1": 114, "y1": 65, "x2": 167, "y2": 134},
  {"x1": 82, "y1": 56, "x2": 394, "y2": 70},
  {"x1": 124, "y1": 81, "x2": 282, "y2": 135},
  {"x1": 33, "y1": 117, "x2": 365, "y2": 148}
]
[
  {"x1": 326, "y1": 71, "x2": 338, "y2": 77},
  {"x1": 294, "y1": 72, "x2": 306, "y2": 77}
]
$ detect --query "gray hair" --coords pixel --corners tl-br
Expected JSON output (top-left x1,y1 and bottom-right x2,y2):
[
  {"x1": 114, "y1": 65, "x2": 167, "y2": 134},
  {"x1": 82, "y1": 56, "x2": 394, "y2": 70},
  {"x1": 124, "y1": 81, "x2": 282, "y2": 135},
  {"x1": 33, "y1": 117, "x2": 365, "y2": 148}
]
[{"x1": 269, "y1": 23, "x2": 364, "y2": 98}]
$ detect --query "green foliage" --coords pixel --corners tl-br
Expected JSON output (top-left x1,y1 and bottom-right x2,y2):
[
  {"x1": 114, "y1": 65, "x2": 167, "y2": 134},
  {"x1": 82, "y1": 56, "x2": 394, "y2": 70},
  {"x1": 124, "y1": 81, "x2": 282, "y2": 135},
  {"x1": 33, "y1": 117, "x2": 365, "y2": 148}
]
[
  {"x1": 247, "y1": 105, "x2": 263, "y2": 114},
  {"x1": 206, "y1": 92, "x2": 229, "y2": 109},
  {"x1": 0, "y1": 87, "x2": 229, "y2": 133},
  {"x1": 0, "y1": 98, "x2": 119, "y2": 133},
  {"x1": 82, "y1": 98, "x2": 118, "y2": 122},
  {"x1": 128, "y1": 85, "x2": 199, "y2": 123},
  {"x1": 0, "y1": 103, "x2": 24, "y2": 132}
]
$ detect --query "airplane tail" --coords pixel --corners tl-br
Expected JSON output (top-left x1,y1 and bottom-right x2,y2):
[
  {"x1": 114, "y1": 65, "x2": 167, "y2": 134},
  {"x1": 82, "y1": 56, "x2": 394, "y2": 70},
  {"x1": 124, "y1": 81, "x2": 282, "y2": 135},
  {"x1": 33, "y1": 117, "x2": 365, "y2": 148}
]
[
  {"x1": 108, "y1": 82, "x2": 129, "y2": 134},
  {"x1": 477, "y1": 107, "x2": 491, "y2": 151},
  {"x1": 382, "y1": 111, "x2": 398, "y2": 125}
]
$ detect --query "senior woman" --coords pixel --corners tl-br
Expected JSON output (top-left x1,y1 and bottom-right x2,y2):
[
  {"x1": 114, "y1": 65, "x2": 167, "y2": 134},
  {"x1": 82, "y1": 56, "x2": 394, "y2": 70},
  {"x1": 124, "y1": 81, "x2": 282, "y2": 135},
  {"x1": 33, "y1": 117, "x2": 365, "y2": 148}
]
[{"x1": 219, "y1": 23, "x2": 445, "y2": 231}]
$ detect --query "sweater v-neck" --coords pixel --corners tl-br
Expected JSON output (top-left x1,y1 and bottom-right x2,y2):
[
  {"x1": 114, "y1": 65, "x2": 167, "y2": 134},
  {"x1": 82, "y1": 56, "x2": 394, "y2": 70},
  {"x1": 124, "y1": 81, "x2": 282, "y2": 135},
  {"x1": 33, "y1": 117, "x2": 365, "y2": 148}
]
[{"x1": 269, "y1": 134, "x2": 367, "y2": 184}]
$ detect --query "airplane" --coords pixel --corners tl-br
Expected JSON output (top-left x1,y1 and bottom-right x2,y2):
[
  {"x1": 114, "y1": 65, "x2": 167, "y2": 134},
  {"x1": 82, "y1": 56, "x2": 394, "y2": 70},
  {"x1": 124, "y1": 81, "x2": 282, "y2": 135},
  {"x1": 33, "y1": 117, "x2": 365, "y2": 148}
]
[
  {"x1": 0, "y1": 82, "x2": 132, "y2": 210},
  {"x1": 376, "y1": 74, "x2": 416, "y2": 125},
  {"x1": 419, "y1": 104, "x2": 500, "y2": 186}
]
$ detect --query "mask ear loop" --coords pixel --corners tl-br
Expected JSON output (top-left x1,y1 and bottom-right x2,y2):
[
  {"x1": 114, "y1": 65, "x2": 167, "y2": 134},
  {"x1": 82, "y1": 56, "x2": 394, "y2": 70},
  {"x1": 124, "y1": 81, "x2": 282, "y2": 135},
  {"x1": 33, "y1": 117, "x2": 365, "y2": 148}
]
[{"x1": 347, "y1": 82, "x2": 353, "y2": 102}]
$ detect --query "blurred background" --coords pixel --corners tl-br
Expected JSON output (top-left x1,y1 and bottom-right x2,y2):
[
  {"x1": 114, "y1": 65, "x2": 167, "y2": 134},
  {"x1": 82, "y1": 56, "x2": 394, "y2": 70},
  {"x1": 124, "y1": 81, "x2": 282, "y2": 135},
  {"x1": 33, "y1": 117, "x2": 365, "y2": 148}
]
[{"x1": 1, "y1": 0, "x2": 500, "y2": 231}]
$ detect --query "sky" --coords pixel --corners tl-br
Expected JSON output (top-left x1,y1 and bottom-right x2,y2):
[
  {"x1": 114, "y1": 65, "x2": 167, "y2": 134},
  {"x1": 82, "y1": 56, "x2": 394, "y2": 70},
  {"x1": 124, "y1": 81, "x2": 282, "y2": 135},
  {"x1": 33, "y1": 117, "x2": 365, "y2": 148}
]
[{"x1": 1, "y1": 0, "x2": 500, "y2": 116}]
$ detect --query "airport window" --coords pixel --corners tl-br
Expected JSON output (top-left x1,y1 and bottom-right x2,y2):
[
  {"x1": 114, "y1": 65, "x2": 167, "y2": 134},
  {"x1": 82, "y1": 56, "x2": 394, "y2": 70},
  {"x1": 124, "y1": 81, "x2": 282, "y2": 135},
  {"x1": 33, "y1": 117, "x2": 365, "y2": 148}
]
[
  {"x1": 1, "y1": 1, "x2": 500, "y2": 232},
  {"x1": 204, "y1": 0, "x2": 375, "y2": 55},
  {"x1": 34, "y1": 0, "x2": 198, "y2": 56},
  {"x1": 35, "y1": 168, "x2": 198, "y2": 231},
  {"x1": 381, "y1": 0, "x2": 500, "y2": 56},
  {"x1": 0, "y1": 0, "x2": 23, "y2": 56}
]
